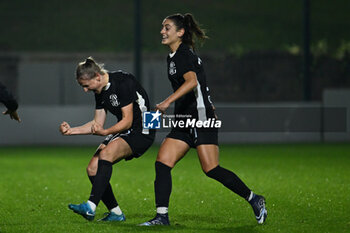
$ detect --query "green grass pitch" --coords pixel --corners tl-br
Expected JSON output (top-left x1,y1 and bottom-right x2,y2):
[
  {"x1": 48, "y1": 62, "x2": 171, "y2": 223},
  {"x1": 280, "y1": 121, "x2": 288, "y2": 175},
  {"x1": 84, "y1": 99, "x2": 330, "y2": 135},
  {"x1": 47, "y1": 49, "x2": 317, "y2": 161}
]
[{"x1": 0, "y1": 144, "x2": 349, "y2": 233}]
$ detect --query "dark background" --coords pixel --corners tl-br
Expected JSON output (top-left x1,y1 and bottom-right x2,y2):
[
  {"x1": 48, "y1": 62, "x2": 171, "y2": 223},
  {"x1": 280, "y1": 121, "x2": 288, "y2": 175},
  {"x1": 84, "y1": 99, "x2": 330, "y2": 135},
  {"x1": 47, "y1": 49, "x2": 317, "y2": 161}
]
[{"x1": 0, "y1": 0, "x2": 349, "y2": 102}]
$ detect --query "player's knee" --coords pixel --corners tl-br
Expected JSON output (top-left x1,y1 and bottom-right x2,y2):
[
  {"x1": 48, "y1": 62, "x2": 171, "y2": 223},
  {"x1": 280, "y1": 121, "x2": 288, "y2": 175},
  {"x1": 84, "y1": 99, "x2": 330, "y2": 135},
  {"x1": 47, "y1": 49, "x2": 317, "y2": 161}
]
[
  {"x1": 156, "y1": 158, "x2": 175, "y2": 168},
  {"x1": 86, "y1": 165, "x2": 97, "y2": 176},
  {"x1": 205, "y1": 165, "x2": 220, "y2": 178},
  {"x1": 99, "y1": 147, "x2": 114, "y2": 162},
  {"x1": 202, "y1": 163, "x2": 219, "y2": 174},
  {"x1": 156, "y1": 152, "x2": 176, "y2": 168},
  {"x1": 202, "y1": 166, "x2": 212, "y2": 174}
]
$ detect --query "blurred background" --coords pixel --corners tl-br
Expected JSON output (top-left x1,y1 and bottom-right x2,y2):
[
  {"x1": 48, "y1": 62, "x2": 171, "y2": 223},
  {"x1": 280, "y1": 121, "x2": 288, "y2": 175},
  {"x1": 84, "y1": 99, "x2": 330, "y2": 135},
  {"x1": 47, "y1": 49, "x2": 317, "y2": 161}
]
[{"x1": 0, "y1": 0, "x2": 349, "y2": 145}]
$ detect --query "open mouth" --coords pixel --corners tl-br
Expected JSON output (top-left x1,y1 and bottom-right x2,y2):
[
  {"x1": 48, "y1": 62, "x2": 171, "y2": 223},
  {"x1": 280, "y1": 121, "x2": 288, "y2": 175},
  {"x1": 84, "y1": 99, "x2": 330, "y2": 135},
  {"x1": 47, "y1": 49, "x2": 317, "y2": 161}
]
[{"x1": 161, "y1": 36, "x2": 168, "y2": 43}]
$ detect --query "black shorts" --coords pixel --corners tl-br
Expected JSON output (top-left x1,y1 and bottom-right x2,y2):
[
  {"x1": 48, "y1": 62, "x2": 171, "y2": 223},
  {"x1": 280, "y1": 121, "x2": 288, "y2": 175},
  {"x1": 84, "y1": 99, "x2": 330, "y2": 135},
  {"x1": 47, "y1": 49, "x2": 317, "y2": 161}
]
[
  {"x1": 102, "y1": 129, "x2": 155, "y2": 160},
  {"x1": 166, "y1": 127, "x2": 218, "y2": 148}
]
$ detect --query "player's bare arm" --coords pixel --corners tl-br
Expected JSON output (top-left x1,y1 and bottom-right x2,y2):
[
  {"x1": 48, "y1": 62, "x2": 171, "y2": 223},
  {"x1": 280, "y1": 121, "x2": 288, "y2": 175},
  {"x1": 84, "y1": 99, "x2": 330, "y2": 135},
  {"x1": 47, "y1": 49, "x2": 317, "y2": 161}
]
[
  {"x1": 156, "y1": 71, "x2": 197, "y2": 113},
  {"x1": 91, "y1": 103, "x2": 133, "y2": 136},
  {"x1": 60, "y1": 120, "x2": 94, "y2": 135},
  {"x1": 60, "y1": 109, "x2": 106, "y2": 135}
]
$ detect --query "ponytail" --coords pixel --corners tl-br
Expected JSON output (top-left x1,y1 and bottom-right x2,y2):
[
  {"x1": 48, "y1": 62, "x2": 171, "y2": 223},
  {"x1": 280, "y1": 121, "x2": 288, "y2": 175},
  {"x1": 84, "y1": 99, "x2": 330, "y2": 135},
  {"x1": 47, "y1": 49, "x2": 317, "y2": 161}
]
[
  {"x1": 166, "y1": 13, "x2": 208, "y2": 50},
  {"x1": 76, "y1": 56, "x2": 108, "y2": 80}
]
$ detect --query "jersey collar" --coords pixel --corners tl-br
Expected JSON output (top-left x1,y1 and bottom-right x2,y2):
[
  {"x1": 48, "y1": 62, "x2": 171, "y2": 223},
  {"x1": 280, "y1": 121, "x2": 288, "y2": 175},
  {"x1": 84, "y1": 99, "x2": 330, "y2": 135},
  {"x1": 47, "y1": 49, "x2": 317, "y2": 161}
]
[
  {"x1": 169, "y1": 51, "x2": 176, "y2": 58},
  {"x1": 169, "y1": 43, "x2": 189, "y2": 58},
  {"x1": 103, "y1": 82, "x2": 111, "y2": 91}
]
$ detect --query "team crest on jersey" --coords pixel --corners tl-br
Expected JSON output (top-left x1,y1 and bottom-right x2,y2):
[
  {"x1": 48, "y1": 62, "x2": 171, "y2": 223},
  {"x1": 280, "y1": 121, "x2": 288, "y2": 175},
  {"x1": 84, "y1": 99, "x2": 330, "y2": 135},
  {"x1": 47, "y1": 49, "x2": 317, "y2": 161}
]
[
  {"x1": 169, "y1": 61, "x2": 176, "y2": 75},
  {"x1": 198, "y1": 57, "x2": 202, "y2": 65},
  {"x1": 109, "y1": 94, "x2": 120, "y2": 107}
]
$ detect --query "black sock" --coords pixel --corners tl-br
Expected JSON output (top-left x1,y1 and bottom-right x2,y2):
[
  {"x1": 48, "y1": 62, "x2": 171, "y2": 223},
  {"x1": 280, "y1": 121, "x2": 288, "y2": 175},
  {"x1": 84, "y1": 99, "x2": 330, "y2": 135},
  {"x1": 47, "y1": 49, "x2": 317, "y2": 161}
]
[
  {"x1": 88, "y1": 176, "x2": 118, "y2": 210},
  {"x1": 89, "y1": 160, "x2": 113, "y2": 206},
  {"x1": 206, "y1": 165, "x2": 251, "y2": 200},
  {"x1": 154, "y1": 161, "x2": 172, "y2": 208}
]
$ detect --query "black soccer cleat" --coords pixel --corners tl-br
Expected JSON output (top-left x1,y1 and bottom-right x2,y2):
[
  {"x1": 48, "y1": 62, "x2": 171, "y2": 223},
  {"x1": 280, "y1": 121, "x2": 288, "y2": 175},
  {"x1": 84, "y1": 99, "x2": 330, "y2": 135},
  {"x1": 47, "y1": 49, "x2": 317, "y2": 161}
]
[
  {"x1": 139, "y1": 213, "x2": 170, "y2": 226},
  {"x1": 249, "y1": 194, "x2": 267, "y2": 224}
]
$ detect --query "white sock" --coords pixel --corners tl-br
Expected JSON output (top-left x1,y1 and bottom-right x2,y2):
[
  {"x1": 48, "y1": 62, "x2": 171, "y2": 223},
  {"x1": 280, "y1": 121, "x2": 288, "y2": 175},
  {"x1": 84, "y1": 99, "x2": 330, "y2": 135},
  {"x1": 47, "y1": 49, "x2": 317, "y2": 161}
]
[
  {"x1": 87, "y1": 200, "x2": 96, "y2": 212},
  {"x1": 157, "y1": 207, "x2": 168, "y2": 214},
  {"x1": 110, "y1": 206, "x2": 122, "y2": 215},
  {"x1": 247, "y1": 191, "x2": 254, "y2": 202}
]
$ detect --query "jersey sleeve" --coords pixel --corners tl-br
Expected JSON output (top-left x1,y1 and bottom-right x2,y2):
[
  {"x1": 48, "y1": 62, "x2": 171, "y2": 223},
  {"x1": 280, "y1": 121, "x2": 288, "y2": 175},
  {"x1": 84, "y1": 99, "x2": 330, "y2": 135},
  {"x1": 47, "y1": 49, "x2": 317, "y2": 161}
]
[
  {"x1": 176, "y1": 50, "x2": 196, "y2": 77},
  {"x1": 0, "y1": 82, "x2": 18, "y2": 111},
  {"x1": 118, "y1": 77, "x2": 137, "y2": 108},
  {"x1": 94, "y1": 93, "x2": 104, "y2": 109}
]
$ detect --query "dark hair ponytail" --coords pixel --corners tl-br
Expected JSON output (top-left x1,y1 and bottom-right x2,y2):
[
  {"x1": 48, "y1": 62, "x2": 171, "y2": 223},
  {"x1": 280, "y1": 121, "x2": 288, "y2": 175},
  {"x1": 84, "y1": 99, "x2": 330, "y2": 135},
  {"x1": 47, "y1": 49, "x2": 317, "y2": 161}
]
[
  {"x1": 76, "y1": 56, "x2": 107, "y2": 80},
  {"x1": 166, "y1": 13, "x2": 208, "y2": 50}
]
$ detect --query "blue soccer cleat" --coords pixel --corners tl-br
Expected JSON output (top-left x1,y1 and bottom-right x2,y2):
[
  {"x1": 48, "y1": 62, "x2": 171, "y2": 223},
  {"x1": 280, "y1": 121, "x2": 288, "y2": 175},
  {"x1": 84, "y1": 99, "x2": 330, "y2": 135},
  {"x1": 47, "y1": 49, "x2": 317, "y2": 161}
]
[
  {"x1": 98, "y1": 212, "x2": 126, "y2": 222},
  {"x1": 139, "y1": 213, "x2": 170, "y2": 226},
  {"x1": 249, "y1": 194, "x2": 267, "y2": 224},
  {"x1": 68, "y1": 202, "x2": 95, "y2": 221}
]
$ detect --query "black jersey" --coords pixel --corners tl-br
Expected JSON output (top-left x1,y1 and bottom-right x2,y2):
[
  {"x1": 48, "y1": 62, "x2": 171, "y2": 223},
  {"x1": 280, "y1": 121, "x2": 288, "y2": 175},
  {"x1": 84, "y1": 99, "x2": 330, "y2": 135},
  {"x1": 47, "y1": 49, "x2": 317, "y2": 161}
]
[
  {"x1": 94, "y1": 71, "x2": 150, "y2": 133},
  {"x1": 167, "y1": 43, "x2": 215, "y2": 120},
  {"x1": 0, "y1": 81, "x2": 18, "y2": 111}
]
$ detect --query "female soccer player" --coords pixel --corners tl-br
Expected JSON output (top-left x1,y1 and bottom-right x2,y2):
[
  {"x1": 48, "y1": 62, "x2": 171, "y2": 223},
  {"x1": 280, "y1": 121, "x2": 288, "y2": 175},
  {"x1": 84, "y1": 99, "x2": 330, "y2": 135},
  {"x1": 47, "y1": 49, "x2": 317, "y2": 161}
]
[
  {"x1": 59, "y1": 57, "x2": 155, "y2": 221},
  {"x1": 140, "y1": 13, "x2": 267, "y2": 225},
  {"x1": 0, "y1": 81, "x2": 20, "y2": 122}
]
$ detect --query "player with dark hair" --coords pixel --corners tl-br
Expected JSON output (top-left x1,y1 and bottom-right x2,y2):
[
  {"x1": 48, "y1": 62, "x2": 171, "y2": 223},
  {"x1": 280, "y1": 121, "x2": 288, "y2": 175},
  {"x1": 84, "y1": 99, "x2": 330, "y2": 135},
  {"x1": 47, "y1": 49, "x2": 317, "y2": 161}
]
[
  {"x1": 140, "y1": 13, "x2": 267, "y2": 226},
  {"x1": 59, "y1": 57, "x2": 155, "y2": 221},
  {"x1": 0, "y1": 81, "x2": 20, "y2": 122}
]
